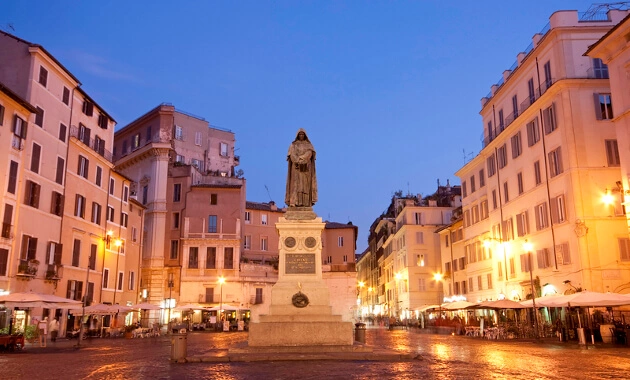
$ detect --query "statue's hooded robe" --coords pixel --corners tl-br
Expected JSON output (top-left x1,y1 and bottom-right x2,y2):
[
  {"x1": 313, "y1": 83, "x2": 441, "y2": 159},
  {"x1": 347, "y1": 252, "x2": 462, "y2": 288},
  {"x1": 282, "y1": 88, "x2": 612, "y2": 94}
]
[{"x1": 285, "y1": 129, "x2": 318, "y2": 207}]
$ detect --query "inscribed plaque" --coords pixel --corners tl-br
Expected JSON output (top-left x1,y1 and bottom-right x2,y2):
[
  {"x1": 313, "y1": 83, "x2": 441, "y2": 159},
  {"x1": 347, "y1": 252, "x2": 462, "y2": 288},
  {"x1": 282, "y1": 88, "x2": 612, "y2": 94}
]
[{"x1": 285, "y1": 253, "x2": 316, "y2": 274}]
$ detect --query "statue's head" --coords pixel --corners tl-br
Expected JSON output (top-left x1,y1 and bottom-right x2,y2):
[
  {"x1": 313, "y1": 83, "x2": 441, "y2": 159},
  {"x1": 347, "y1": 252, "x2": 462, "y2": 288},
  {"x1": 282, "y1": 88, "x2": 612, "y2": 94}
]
[{"x1": 294, "y1": 128, "x2": 309, "y2": 142}]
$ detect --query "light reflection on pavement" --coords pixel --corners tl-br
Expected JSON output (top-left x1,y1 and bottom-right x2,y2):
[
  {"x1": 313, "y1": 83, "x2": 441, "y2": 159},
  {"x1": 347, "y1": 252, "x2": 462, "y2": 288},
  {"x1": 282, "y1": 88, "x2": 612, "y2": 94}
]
[{"x1": 1, "y1": 327, "x2": 629, "y2": 379}]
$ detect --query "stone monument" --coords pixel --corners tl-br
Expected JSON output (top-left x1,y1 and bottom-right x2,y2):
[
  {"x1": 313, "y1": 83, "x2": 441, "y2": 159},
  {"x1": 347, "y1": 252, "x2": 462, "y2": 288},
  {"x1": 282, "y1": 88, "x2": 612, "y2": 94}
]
[{"x1": 248, "y1": 129, "x2": 354, "y2": 347}]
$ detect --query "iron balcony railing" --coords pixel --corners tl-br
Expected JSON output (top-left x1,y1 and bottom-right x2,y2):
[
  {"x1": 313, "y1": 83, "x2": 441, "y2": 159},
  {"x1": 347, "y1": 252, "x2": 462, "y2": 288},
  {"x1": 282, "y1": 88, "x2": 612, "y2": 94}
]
[{"x1": 69, "y1": 126, "x2": 114, "y2": 162}]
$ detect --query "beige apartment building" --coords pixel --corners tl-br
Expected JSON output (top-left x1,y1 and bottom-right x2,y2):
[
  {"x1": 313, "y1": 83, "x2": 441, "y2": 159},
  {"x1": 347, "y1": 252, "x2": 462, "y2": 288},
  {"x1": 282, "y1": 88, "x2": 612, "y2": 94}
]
[
  {"x1": 243, "y1": 201, "x2": 285, "y2": 265},
  {"x1": 0, "y1": 31, "x2": 143, "y2": 334},
  {"x1": 587, "y1": 15, "x2": 630, "y2": 277},
  {"x1": 113, "y1": 104, "x2": 245, "y2": 322},
  {"x1": 456, "y1": 9, "x2": 630, "y2": 305},
  {"x1": 437, "y1": 213, "x2": 467, "y2": 301}
]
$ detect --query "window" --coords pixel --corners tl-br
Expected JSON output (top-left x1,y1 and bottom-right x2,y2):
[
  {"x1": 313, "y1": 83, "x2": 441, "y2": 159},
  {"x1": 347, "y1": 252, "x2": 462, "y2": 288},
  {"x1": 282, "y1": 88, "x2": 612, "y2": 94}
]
[
  {"x1": 175, "y1": 125, "x2": 183, "y2": 140},
  {"x1": 20, "y1": 235, "x2": 37, "y2": 260},
  {"x1": 503, "y1": 182, "x2": 509, "y2": 203},
  {"x1": 511, "y1": 132, "x2": 522, "y2": 159},
  {"x1": 78, "y1": 155, "x2": 89, "y2": 179},
  {"x1": 470, "y1": 176, "x2": 476, "y2": 193},
  {"x1": 244, "y1": 235, "x2": 251, "y2": 250},
  {"x1": 509, "y1": 257, "x2": 516, "y2": 278},
  {"x1": 224, "y1": 247, "x2": 234, "y2": 269},
  {"x1": 89, "y1": 244, "x2": 97, "y2": 270},
  {"x1": 78, "y1": 123, "x2": 91, "y2": 145},
  {"x1": 94, "y1": 136, "x2": 105, "y2": 156},
  {"x1": 338, "y1": 236, "x2": 344, "y2": 247},
  {"x1": 210, "y1": 194, "x2": 217, "y2": 205},
  {"x1": 91, "y1": 202, "x2": 101, "y2": 225},
  {"x1": 464, "y1": 209, "x2": 471, "y2": 227},
  {"x1": 462, "y1": 181, "x2": 467, "y2": 198},
  {"x1": 591, "y1": 58, "x2": 609, "y2": 79},
  {"x1": 62, "y1": 87, "x2": 70, "y2": 105},
  {"x1": 35, "y1": 107, "x2": 44, "y2": 127},
  {"x1": 595, "y1": 93, "x2": 614, "y2": 120},
  {"x1": 170, "y1": 240, "x2": 179, "y2": 260},
  {"x1": 468, "y1": 277, "x2": 474, "y2": 292},
  {"x1": 498, "y1": 109, "x2": 505, "y2": 131},
  {"x1": 205, "y1": 288, "x2": 215, "y2": 303},
  {"x1": 497, "y1": 262, "x2": 503, "y2": 280},
  {"x1": 82, "y1": 100, "x2": 94, "y2": 116},
  {"x1": 109, "y1": 178, "x2": 115, "y2": 195},
  {"x1": 556, "y1": 243, "x2": 571, "y2": 265},
  {"x1": 95, "y1": 166, "x2": 102, "y2": 187},
  {"x1": 67, "y1": 280, "x2": 83, "y2": 301},
  {"x1": 103, "y1": 269, "x2": 109, "y2": 288},
  {"x1": 512, "y1": 95, "x2": 519, "y2": 119},
  {"x1": 0, "y1": 248, "x2": 8, "y2": 276},
  {"x1": 536, "y1": 249, "x2": 551, "y2": 269},
  {"x1": 480, "y1": 200, "x2": 489, "y2": 219},
  {"x1": 208, "y1": 215, "x2": 217, "y2": 233},
  {"x1": 245, "y1": 211, "x2": 251, "y2": 223},
  {"x1": 542, "y1": 104, "x2": 557, "y2": 134},
  {"x1": 173, "y1": 184, "x2": 181, "y2": 202},
  {"x1": 188, "y1": 247, "x2": 199, "y2": 268},
  {"x1": 175, "y1": 154, "x2": 185, "y2": 163},
  {"x1": 122, "y1": 140, "x2": 127, "y2": 155},
  {"x1": 445, "y1": 235, "x2": 449, "y2": 248},
  {"x1": 479, "y1": 169, "x2": 485, "y2": 188},
  {"x1": 535, "y1": 202, "x2": 549, "y2": 230},
  {"x1": 31, "y1": 143, "x2": 41, "y2": 173},
  {"x1": 605, "y1": 140, "x2": 620, "y2": 167},
  {"x1": 220, "y1": 142, "x2": 228, "y2": 157},
  {"x1": 98, "y1": 114, "x2": 108, "y2": 129},
  {"x1": 502, "y1": 218, "x2": 514, "y2": 241},
  {"x1": 261, "y1": 237, "x2": 268, "y2": 251},
  {"x1": 72, "y1": 239, "x2": 81, "y2": 267},
  {"x1": 526, "y1": 118, "x2": 540, "y2": 147},
  {"x1": 191, "y1": 159, "x2": 202, "y2": 170},
  {"x1": 472, "y1": 205, "x2": 479, "y2": 224},
  {"x1": 122, "y1": 186, "x2": 129, "y2": 202},
  {"x1": 24, "y1": 180, "x2": 41, "y2": 208},
  {"x1": 74, "y1": 194, "x2": 85, "y2": 218},
  {"x1": 132, "y1": 133, "x2": 140, "y2": 149},
  {"x1": 416, "y1": 231, "x2": 424, "y2": 244},
  {"x1": 8, "y1": 161, "x2": 18, "y2": 194},
  {"x1": 516, "y1": 211, "x2": 529, "y2": 237},
  {"x1": 492, "y1": 190, "x2": 497, "y2": 210},
  {"x1": 51, "y1": 191, "x2": 64, "y2": 216},
  {"x1": 477, "y1": 275, "x2": 483, "y2": 291},
  {"x1": 146, "y1": 126, "x2": 152, "y2": 143},
  {"x1": 414, "y1": 212, "x2": 423, "y2": 225},
  {"x1": 550, "y1": 194, "x2": 566, "y2": 224},
  {"x1": 120, "y1": 212, "x2": 128, "y2": 227},
  {"x1": 131, "y1": 227, "x2": 137, "y2": 243},
  {"x1": 129, "y1": 271, "x2": 135, "y2": 290},
  {"x1": 107, "y1": 206, "x2": 115, "y2": 222},
  {"x1": 517, "y1": 172, "x2": 524, "y2": 195},
  {"x1": 117, "y1": 272, "x2": 123, "y2": 291},
  {"x1": 142, "y1": 185, "x2": 148, "y2": 205},
  {"x1": 261, "y1": 214, "x2": 268, "y2": 225},
  {"x1": 487, "y1": 155, "x2": 496, "y2": 177},
  {"x1": 534, "y1": 161, "x2": 542, "y2": 185},
  {"x1": 520, "y1": 253, "x2": 531, "y2": 273},
  {"x1": 548, "y1": 147, "x2": 563, "y2": 177},
  {"x1": 528, "y1": 78, "x2": 535, "y2": 103},
  {"x1": 206, "y1": 247, "x2": 216, "y2": 269},
  {"x1": 12, "y1": 115, "x2": 27, "y2": 139},
  {"x1": 497, "y1": 144, "x2": 508, "y2": 169},
  {"x1": 173, "y1": 212, "x2": 180, "y2": 229},
  {"x1": 543, "y1": 60, "x2": 552, "y2": 88},
  {"x1": 0, "y1": 104, "x2": 4, "y2": 126},
  {"x1": 618, "y1": 238, "x2": 630, "y2": 262},
  {"x1": 195, "y1": 131, "x2": 202, "y2": 146},
  {"x1": 39, "y1": 66, "x2": 48, "y2": 87}
]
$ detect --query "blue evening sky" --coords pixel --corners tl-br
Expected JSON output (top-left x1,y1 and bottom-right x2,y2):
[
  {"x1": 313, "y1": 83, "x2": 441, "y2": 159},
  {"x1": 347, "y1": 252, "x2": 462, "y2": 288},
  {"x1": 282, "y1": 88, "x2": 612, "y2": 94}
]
[{"x1": 4, "y1": 1, "x2": 597, "y2": 253}]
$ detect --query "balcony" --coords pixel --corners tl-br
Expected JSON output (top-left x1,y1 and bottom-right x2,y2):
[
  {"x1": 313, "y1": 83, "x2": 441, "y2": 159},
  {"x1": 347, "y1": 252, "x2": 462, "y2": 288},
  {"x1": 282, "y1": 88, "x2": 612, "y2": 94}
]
[
  {"x1": 69, "y1": 126, "x2": 113, "y2": 162},
  {"x1": 45, "y1": 264, "x2": 61, "y2": 281},
  {"x1": 17, "y1": 259, "x2": 39, "y2": 278}
]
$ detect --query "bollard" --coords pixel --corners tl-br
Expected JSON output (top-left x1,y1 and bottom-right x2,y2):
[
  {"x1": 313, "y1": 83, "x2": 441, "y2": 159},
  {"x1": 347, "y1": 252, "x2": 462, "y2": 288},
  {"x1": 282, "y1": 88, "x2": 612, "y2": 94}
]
[
  {"x1": 355, "y1": 322, "x2": 366, "y2": 344},
  {"x1": 170, "y1": 332, "x2": 187, "y2": 362}
]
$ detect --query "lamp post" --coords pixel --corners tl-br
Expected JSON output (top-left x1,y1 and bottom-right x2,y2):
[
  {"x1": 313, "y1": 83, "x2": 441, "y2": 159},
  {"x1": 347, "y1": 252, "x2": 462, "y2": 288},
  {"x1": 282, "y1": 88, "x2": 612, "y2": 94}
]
[
  {"x1": 523, "y1": 240, "x2": 539, "y2": 340},
  {"x1": 77, "y1": 248, "x2": 94, "y2": 347},
  {"x1": 218, "y1": 276, "x2": 225, "y2": 329},
  {"x1": 358, "y1": 281, "x2": 365, "y2": 321},
  {"x1": 434, "y1": 273, "x2": 443, "y2": 325},
  {"x1": 167, "y1": 272, "x2": 174, "y2": 333}
]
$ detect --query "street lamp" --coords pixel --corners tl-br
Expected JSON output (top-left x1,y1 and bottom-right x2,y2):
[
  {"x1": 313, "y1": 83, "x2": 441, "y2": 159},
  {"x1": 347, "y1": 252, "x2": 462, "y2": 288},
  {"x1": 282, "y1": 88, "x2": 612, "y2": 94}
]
[
  {"x1": 167, "y1": 272, "x2": 174, "y2": 332},
  {"x1": 218, "y1": 276, "x2": 225, "y2": 328},
  {"x1": 523, "y1": 240, "x2": 539, "y2": 340},
  {"x1": 434, "y1": 273, "x2": 443, "y2": 325}
]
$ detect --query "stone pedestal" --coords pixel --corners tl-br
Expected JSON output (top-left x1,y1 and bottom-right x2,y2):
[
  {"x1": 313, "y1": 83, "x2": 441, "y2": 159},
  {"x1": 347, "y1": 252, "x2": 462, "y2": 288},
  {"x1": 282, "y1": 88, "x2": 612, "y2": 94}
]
[{"x1": 248, "y1": 215, "x2": 353, "y2": 347}]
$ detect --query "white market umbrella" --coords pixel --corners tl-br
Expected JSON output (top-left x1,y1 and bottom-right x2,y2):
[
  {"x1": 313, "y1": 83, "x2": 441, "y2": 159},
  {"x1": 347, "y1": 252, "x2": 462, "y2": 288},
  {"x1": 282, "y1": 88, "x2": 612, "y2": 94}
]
[
  {"x1": 477, "y1": 299, "x2": 528, "y2": 309},
  {"x1": 173, "y1": 303, "x2": 210, "y2": 311},
  {"x1": 207, "y1": 304, "x2": 239, "y2": 311},
  {"x1": 442, "y1": 301, "x2": 478, "y2": 310},
  {"x1": 131, "y1": 303, "x2": 162, "y2": 310},
  {"x1": 417, "y1": 304, "x2": 440, "y2": 312},
  {"x1": 70, "y1": 303, "x2": 133, "y2": 315},
  {"x1": 535, "y1": 291, "x2": 630, "y2": 308},
  {"x1": 0, "y1": 292, "x2": 82, "y2": 309}
]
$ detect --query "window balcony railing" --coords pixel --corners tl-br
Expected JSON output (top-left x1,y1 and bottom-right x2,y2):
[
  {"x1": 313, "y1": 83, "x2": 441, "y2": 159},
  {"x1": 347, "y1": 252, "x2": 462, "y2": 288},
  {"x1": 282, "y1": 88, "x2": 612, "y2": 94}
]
[
  {"x1": 70, "y1": 126, "x2": 113, "y2": 163},
  {"x1": 1, "y1": 223, "x2": 12, "y2": 239},
  {"x1": 17, "y1": 259, "x2": 38, "y2": 276}
]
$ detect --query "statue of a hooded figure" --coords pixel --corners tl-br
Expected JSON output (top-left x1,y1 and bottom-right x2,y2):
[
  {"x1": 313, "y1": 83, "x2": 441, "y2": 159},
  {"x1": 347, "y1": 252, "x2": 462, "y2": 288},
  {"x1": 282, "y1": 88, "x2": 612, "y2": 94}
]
[{"x1": 285, "y1": 129, "x2": 318, "y2": 208}]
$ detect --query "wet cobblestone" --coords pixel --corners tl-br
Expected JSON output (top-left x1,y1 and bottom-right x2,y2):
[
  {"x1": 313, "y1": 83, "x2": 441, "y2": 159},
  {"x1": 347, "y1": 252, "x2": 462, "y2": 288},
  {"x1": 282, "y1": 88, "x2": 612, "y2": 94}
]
[{"x1": 1, "y1": 327, "x2": 629, "y2": 379}]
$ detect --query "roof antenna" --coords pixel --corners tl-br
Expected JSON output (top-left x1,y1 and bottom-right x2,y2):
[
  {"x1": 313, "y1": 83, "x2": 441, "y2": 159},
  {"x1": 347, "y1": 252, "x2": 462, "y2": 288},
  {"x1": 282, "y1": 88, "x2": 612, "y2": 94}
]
[{"x1": 264, "y1": 185, "x2": 273, "y2": 203}]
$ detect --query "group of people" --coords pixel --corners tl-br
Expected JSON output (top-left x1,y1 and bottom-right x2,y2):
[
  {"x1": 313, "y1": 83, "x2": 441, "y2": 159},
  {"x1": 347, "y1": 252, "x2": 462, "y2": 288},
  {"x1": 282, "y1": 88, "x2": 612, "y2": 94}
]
[{"x1": 36, "y1": 316, "x2": 60, "y2": 347}]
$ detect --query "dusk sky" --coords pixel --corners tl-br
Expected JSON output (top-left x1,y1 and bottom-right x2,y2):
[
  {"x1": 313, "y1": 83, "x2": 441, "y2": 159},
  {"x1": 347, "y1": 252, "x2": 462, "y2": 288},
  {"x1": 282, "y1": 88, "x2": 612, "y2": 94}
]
[{"x1": 4, "y1": 1, "x2": 598, "y2": 252}]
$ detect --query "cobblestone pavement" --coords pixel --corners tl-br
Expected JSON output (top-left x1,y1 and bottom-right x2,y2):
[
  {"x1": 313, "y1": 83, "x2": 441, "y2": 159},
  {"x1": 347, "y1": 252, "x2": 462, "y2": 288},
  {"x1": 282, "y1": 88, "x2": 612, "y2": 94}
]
[{"x1": 1, "y1": 327, "x2": 629, "y2": 379}]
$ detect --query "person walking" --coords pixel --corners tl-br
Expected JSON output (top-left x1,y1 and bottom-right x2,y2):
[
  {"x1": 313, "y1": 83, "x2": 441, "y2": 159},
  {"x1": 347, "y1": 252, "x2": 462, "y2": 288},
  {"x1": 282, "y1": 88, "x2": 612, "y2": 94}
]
[
  {"x1": 38, "y1": 317, "x2": 48, "y2": 347},
  {"x1": 49, "y1": 317, "x2": 60, "y2": 342}
]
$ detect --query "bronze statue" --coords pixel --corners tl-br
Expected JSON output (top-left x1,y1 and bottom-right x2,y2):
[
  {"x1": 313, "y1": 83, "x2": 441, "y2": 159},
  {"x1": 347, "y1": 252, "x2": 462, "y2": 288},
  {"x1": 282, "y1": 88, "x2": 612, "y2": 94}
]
[{"x1": 285, "y1": 129, "x2": 317, "y2": 208}]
